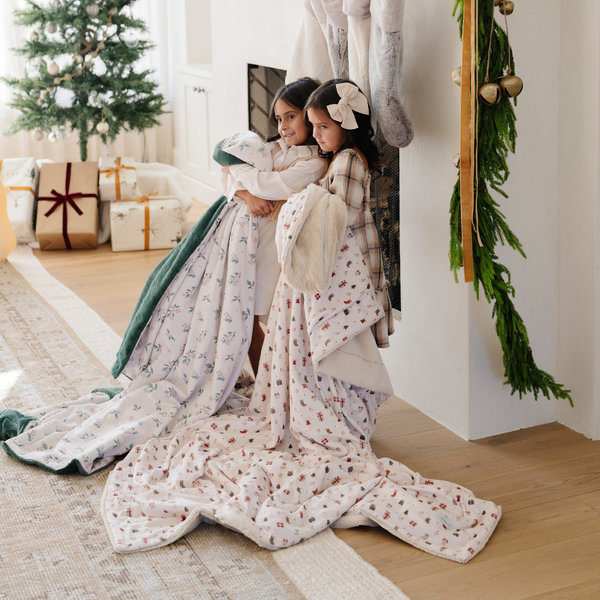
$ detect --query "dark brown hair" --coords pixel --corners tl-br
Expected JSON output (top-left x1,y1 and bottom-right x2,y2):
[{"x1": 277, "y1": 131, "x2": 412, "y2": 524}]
[
  {"x1": 266, "y1": 77, "x2": 321, "y2": 143},
  {"x1": 305, "y1": 78, "x2": 382, "y2": 171}
]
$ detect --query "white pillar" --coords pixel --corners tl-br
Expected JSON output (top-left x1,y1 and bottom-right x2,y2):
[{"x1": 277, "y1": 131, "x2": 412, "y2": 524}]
[{"x1": 557, "y1": 0, "x2": 600, "y2": 440}]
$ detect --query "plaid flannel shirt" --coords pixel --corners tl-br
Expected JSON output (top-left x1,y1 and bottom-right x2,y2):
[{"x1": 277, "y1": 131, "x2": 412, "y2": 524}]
[{"x1": 320, "y1": 149, "x2": 394, "y2": 348}]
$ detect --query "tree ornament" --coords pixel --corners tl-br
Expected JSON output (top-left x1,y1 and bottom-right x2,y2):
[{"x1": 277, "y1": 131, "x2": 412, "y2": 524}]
[
  {"x1": 47, "y1": 62, "x2": 59, "y2": 76},
  {"x1": 478, "y1": 82, "x2": 501, "y2": 105},
  {"x1": 53, "y1": 77, "x2": 61, "y2": 84},
  {"x1": 493, "y1": 0, "x2": 502, "y2": 5},
  {"x1": 48, "y1": 131, "x2": 59, "y2": 143},
  {"x1": 452, "y1": 67, "x2": 462, "y2": 86},
  {"x1": 29, "y1": 31, "x2": 39, "y2": 42},
  {"x1": 86, "y1": 3, "x2": 100, "y2": 16},
  {"x1": 498, "y1": 1, "x2": 514, "y2": 16},
  {"x1": 499, "y1": 74, "x2": 523, "y2": 97},
  {"x1": 64, "y1": 73, "x2": 72, "y2": 81},
  {"x1": 46, "y1": 22, "x2": 58, "y2": 34},
  {"x1": 108, "y1": 7, "x2": 118, "y2": 16},
  {"x1": 57, "y1": 125, "x2": 70, "y2": 139},
  {"x1": 31, "y1": 128, "x2": 43, "y2": 141},
  {"x1": 124, "y1": 36, "x2": 139, "y2": 49},
  {"x1": 96, "y1": 121, "x2": 109, "y2": 134},
  {"x1": 75, "y1": 55, "x2": 84, "y2": 64},
  {"x1": 453, "y1": 154, "x2": 461, "y2": 168}
]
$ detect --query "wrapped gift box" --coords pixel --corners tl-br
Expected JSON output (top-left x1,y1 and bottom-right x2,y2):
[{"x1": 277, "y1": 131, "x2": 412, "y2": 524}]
[
  {"x1": 98, "y1": 162, "x2": 192, "y2": 245},
  {"x1": 36, "y1": 162, "x2": 99, "y2": 250},
  {"x1": 110, "y1": 192, "x2": 182, "y2": 252},
  {"x1": 98, "y1": 156, "x2": 139, "y2": 202},
  {"x1": 0, "y1": 157, "x2": 39, "y2": 244}
]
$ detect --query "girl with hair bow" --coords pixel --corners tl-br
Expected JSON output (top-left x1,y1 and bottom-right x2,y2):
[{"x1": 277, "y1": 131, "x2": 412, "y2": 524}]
[{"x1": 306, "y1": 78, "x2": 393, "y2": 347}]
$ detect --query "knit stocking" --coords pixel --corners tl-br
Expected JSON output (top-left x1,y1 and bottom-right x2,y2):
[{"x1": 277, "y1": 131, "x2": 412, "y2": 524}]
[
  {"x1": 344, "y1": 0, "x2": 371, "y2": 103},
  {"x1": 322, "y1": 0, "x2": 349, "y2": 80},
  {"x1": 369, "y1": 0, "x2": 413, "y2": 147},
  {"x1": 286, "y1": 0, "x2": 334, "y2": 85}
]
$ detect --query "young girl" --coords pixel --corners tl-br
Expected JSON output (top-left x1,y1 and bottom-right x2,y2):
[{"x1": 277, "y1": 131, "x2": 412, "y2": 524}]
[
  {"x1": 3, "y1": 78, "x2": 499, "y2": 564},
  {"x1": 305, "y1": 78, "x2": 394, "y2": 347},
  {"x1": 220, "y1": 77, "x2": 328, "y2": 374},
  {"x1": 100, "y1": 78, "x2": 498, "y2": 560},
  {"x1": 1, "y1": 79, "x2": 326, "y2": 475}
]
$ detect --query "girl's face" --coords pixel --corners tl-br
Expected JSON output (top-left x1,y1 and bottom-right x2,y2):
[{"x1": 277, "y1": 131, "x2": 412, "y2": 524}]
[
  {"x1": 307, "y1": 107, "x2": 345, "y2": 154},
  {"x1": 274, "y1": 99, "x2": 310, "y2": 146}
]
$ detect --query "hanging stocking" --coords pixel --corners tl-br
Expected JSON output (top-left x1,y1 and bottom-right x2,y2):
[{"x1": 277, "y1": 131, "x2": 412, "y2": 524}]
[
  {"x1": 369, "y1": 0, "x2": 414, "y2": 147},
  {"x1": 321, "y1": 0, "x2": 349, "y2": 80},
  {"x1": 344, "y1": 0, "x2": 372, "y2": 105},
  {"x1": 286, "y1": 0, "x2": 334, "y2": 85}
]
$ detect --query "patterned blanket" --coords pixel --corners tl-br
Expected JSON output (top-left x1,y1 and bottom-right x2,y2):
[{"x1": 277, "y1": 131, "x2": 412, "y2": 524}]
[{"x1": 2, "y1": 183, "x2": 501, "y2": 564}]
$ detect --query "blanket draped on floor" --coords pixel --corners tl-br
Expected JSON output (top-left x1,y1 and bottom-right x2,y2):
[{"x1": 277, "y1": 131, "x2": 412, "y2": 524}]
[{"x1": 1, "y1": 187, "x2": 501, "y2": 564}]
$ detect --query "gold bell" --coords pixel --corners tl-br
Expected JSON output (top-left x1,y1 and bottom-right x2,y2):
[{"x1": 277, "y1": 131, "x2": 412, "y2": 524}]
[
  {"x1": 452, "y1": 67, "x2": 462, "y2": 86},
  {"x1": 499, "y1": 1, "x2": 514, "y2": 15},
  {"x1": 453, "y1": 154, "x2": 460, "y2": 168},
  {"x1": 478, "y1": 83, "x2": 502, "y2": 105},
  {"x1": 499, "y1": 75, "x2": 523, "y2": 98},
  {"x1": 493, "y1": 0, "x2": 503, "y2": 5}
]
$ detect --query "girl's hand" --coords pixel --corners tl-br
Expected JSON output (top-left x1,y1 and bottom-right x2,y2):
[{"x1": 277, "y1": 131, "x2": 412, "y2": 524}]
[
  {"x1": 236, "y1": 189, "x2": 274, "y2": 218},
  {"x1": 221, "y1": 166, "x2": 230, "y2": 173}
]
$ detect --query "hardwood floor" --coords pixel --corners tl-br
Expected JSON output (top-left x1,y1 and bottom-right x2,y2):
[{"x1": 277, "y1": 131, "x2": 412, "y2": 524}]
[{"x1": 33, "y1": 200, "x2": 600, "y2": 600}]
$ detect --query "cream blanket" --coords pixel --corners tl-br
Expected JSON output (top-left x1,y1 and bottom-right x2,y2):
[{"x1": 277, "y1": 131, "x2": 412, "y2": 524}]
[{"x1": 277, "y1": 183, "x2": 348, "y2": 294}]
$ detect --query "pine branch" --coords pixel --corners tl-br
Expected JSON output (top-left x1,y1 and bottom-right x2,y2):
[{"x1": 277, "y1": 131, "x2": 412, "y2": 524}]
[{"x1": 449, "y1": 0, "x2": 573, "y2": 406}]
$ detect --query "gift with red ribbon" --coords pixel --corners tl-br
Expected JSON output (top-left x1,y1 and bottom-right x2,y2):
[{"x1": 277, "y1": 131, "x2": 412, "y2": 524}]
[{"x1": 36, "y1": 162, "x2": 99, "y2": 250}]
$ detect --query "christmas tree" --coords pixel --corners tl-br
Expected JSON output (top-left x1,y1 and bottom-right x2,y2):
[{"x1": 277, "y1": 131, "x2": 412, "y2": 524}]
[{"x1": 1, "y1": 0, "x2": 167, "y2": 161}]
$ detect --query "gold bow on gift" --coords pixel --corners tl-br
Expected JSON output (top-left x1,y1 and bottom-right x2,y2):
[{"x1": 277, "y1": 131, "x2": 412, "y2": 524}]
[
  {"x1": 113, "y1": 191, "x2": 159, "y2": 251},
  {"x1": 0, "y1": 160, "x2": 35, "y2": 199},
  {"x1": 100, "y1": 157, "x2": 136, "y2": 201}
]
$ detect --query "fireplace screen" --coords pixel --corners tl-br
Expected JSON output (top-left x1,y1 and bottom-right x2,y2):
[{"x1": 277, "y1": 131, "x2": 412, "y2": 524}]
[{"x1": 247, "y1": 64, "x2": 401, "y2": 311}]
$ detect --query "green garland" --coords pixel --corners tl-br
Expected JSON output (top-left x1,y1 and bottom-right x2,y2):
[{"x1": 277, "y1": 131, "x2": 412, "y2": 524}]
[
  {"x1": 450, "y1": 0, "x2": 573, "y2": 406},
  {"x1": 1, "y1": 0, "x2": 167, "y2": 161}
]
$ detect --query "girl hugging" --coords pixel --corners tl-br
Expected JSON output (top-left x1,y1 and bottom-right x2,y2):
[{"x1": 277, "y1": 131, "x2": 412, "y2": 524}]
[{"x1": 217, "y1": 77, "x2": 328, "y2": 375}]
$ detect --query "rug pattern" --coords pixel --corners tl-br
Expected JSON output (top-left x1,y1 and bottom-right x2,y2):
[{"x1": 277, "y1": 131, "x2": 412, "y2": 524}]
[{"x1": 0, "y1": 247, "x2": 408, "y2": 600}]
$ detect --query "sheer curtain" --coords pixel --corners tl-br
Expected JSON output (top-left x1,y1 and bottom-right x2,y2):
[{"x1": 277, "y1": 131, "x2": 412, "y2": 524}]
[{"x1": 0, "y1": 0, "x2": 173, "y2": 164}]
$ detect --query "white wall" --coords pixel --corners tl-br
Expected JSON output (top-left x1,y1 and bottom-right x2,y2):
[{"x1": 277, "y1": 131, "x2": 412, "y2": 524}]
[
  {"x1": 557, "y1": 0, "x2": 600, "y2": 440},
  {"x1": 168, "y1": 0, "x2": 600, "y2": 440},
  {"x1": 209, "y1": 0, "x2": 304, "y2": 146},
  {"x1": 385, "y1": 1, "x2": 563, "y2": 440}
]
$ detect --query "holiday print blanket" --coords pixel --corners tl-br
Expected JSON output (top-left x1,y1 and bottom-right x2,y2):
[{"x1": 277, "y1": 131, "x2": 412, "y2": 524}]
[
  {"x1": 2, "y1": 191, "x2": 501, "y2": 563},
  {"x1": 2, "y1": 201, "x2": 257, "y2": 474},
  {"x1": 101, "y1": 223, "x2": 500, "y2": 563}
]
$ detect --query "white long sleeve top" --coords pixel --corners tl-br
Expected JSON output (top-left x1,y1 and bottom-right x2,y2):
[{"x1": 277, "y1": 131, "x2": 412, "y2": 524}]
[{"x1": 226, "y1": 138, "x2": 327, "y2": 201}]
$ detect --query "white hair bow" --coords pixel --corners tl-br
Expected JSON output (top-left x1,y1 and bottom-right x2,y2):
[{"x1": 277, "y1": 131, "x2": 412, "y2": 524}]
[{"x1": 326, "y1": 83, "x2": 370, "y2": 130}]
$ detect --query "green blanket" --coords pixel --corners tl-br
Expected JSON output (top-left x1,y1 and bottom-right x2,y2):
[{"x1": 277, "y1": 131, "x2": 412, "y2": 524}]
[{"x1": 111, "y1": 141, "x2": 246, "y2": 379}]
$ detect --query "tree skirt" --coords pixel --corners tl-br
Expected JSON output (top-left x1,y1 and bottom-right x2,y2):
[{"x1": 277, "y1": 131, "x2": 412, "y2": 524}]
[{"x1": 0, "y1": 245, "x2": 409, "y2": 600}]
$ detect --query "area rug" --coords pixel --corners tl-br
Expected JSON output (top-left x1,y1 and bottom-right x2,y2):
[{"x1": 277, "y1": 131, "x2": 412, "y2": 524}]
[{"x1": 0, "y1": 245, "x2": 409, "y2": 600}]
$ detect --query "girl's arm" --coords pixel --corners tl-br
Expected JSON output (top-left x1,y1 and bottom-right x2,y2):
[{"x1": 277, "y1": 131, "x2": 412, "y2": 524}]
[
  {"x1": 228, "y1": 157, "x2": 327, "y2": 201},
  {"x1": 325, "y1": 150, "x2": 368, "y2": 227},
  {"x1": 235, "y1": 189, "x2": 274, "y2": 217}
]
